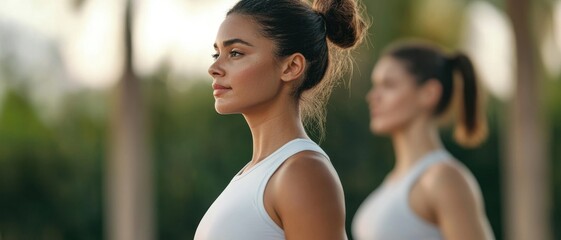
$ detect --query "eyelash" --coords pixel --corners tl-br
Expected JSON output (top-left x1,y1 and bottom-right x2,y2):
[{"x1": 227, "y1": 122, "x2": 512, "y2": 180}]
[{"x1": 212, "y1": 50, "x2": 244, "y2": 60}]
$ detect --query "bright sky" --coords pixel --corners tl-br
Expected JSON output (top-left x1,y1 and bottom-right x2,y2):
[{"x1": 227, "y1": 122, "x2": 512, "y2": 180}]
[
  {"x1": 542, "y1": 1, "x2": 561, "y2": 76},
  {"x1": 1, "y1": 0, "x2": 560, "y2": 95},
  {"x1": 462, "y1": 1, "x2": 515, "y2": 101},
  {"x1": 134, "y1": 0, "x2": 238, "y2": 80},
  {"x1": 0, "y1": 0, "x2": 236, "y2": 89}
]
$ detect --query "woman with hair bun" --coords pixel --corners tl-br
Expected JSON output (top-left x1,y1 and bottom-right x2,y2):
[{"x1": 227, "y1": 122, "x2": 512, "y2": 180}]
[
  {"x1": 352, "y1": 40, "x2": 494, "y2": 240},
  {"x1": 195, "y1": 0, "x2": 367, "y2": 239}
]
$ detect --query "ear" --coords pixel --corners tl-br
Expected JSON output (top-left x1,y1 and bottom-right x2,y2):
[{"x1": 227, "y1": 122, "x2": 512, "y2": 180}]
[
  {"x1": 419, "y1": 79, "x2": 442, "y2": 110},
  {"x1": 280, "y1": 53, "x2": 306, "y2": 82}
]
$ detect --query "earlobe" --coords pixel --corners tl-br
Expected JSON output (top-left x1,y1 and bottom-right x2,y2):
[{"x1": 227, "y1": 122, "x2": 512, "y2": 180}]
[{"x1": 280, "y1": 53, "x2": 306, "y2": 82}]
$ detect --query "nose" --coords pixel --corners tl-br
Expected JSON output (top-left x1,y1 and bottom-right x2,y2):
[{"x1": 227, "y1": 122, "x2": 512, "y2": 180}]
[{"x1": 208, "y1": 60, "x2": 225, "y2": 78}]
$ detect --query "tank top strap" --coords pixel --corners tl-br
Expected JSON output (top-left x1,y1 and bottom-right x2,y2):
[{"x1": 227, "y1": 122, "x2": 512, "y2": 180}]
[
  {"x1": 264, "y1": 138, "x2": 328, "y2": 174},
  {"x1": 401, "y1": 149, "x2": 452, "y2": 190},
  {"x1": 253, "y1": 138, "x2": 329, "y2": 233}
]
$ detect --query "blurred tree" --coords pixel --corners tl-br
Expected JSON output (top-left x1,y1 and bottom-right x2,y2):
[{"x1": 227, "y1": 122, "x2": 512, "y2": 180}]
[
  {"x1": 105, "y1": 0, "x2": 154, "y2": 240},
  {"x1": 1, "y1": 0, "x2": 560, "y2": 239},
  {"x1": 504, "y1": 0, "x2": 552, "y2": 239},
  {"x1": 0, "y1": 90, "x2": 103, "y2": 239}
]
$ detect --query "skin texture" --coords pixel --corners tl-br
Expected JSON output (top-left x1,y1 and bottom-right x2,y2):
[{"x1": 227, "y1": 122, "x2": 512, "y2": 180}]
[
  {"x1": 365, "y1": 56, "x2": 495, "y2": 240},
  {"x1": 209, "y1": 14, "x2": 347, "y2": 240}
]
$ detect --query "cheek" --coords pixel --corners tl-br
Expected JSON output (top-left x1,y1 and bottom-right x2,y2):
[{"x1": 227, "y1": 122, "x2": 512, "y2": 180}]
[
  {"x1": 216, "y1": 57, "x2": 282, "y2": 113},
  {"x1": 386, "y1": 92, "x2": 417, "y2": 116},
  {"x1": 371, "y1": 89, "x2": 419, "y2": 132},
  {"x1": 232, "y1": 58, "x2": 276, "y2": 88}
]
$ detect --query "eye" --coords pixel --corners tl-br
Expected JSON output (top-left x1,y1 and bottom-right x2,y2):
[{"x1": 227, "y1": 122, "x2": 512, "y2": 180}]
[
  {"x1": 211, "y1": 53, "x2": 219, "y2": 60},
  {"x1": 229, "y1": 50, "x2": 243, "y2": 57},
  {"x1": 382, "y1": 80, "x2": 395, "y2": 89}
]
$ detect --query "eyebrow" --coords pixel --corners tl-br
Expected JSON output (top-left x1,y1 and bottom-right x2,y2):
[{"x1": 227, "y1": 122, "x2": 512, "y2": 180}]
[{"x1": 213, "y1": 38, "x2": 254, "y2": 49}]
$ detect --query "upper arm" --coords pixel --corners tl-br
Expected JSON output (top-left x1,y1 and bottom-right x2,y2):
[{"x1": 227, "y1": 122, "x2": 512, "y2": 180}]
[
  {"x1": 425, "y1": 162, "x2": 495, "y2": 240},
  {"x1": 267, "y1": 151, "x2": 347, "y2": 240}
]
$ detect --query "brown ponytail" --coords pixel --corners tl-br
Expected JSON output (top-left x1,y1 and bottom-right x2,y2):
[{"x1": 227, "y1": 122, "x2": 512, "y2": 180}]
[{"x1": 451, "y1": 53, "x2": 488, "y2": 147}]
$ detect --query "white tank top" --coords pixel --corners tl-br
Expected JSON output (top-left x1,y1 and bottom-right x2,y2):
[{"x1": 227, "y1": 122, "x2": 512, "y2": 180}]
[
  {"x1": 194, "y1": 138, "x2": 330, "y2": 240},
  {"x1": 352, "y1": 149, "x2": 452, "y2": 240}
]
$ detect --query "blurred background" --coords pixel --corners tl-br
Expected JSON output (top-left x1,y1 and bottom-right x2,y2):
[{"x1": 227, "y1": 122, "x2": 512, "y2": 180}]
[{"x1": 0, "y1": 0, "x2": 559, "y2": 239}]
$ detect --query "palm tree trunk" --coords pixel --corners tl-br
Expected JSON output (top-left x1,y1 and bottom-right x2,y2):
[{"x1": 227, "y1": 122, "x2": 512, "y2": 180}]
[
  {"x1": 504, "y1": 0, "x2": 551, "y2": 239},
  {"x1": 105, "y1": 0, "x2": 154, "y2": 239}
]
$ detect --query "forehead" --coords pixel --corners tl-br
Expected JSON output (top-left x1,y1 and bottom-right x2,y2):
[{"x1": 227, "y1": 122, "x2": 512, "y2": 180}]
[
  {"x1": 371, "y1": 56, "x2": 410, "y2": 83},
  {"x1": 215, "y1": 14, "x2": 263, "y2": 45}
]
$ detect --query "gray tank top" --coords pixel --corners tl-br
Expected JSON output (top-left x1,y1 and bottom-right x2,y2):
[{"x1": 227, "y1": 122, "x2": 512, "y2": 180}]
[{"x1": 352, "y1": 149, "x2": 452, "y2": 240}]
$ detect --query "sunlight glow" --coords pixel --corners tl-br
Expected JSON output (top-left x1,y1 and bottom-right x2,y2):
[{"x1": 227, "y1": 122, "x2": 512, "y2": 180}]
[
  {"x1": 0, "y1": 0, "x2": 237, "y2": 89},
  {"x1": 543, "y1": 1, "x2": 561, "y2": 77},
  {"x1": 134, "y1": 0, "x2": 237, "y2": 82},
  {"x1": 62, "y1": 0, "x2": 126, "y2": 89},
  {"x1": 462, "y1": 1, "x2": 515, "y2": 100}
]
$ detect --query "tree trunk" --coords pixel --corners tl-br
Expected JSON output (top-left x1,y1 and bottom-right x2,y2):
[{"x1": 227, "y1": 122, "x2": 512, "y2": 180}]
[
  {"x1": 105, "y1": 0, "x2": 154, "y2": 240},
  {"x1": 504, "y1": 0, "x2": 551, "y2": 239}
]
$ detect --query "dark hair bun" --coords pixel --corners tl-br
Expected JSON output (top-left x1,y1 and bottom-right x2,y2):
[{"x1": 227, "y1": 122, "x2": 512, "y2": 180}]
[{"x1": 313, "y1": 0, "x2": 367, "y2": 49}]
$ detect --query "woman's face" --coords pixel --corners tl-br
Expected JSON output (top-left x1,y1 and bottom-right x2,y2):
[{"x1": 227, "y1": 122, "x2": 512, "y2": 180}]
[
  {"x1": 366, "y1": 56, "x2": 425, "y2": 135},
  {"x1": 209, "y1": 14, "x2": 284, "y2": 115}
]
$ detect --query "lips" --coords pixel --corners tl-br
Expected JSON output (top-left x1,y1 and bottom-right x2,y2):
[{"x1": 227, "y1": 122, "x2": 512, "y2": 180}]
[{"x1": 212, "y1": 83, "x2": 231, "y2": 96}]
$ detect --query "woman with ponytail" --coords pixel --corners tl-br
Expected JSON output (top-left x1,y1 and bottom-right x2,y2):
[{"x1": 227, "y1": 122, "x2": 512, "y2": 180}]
[
  {"x1": 352, "y1": 40, "x2": 494, "y2": 240},
  {"x1": 195, "y1": 0, "x2": 366, "y2": 239}
]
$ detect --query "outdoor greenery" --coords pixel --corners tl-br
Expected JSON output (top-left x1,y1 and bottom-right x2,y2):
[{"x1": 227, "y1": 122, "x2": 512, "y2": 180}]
[{"x1": 0, "y1": 0, "x2": 559, "y2": 239}]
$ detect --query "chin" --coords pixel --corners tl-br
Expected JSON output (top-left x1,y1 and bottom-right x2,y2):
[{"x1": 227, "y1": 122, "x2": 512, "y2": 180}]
[
  {"x1": 215, "y1": 108, "x2": 235, "y2": 115},
  {"x1": 369, "y1": 121, "x2": 393, "y2": 135},
  {"x1": 214, "y1": 102, "x2": 241, "y2": 115},
  {"x1": 215, "y1": 109, "x2": 229, "y2": 115},
  {"x1": 214, "y1": 104, "x2": 231, "y2": 115}
]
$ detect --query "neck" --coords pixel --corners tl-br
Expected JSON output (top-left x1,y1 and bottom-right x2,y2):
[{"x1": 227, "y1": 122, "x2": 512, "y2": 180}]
[
  {"x1": 391, "y1": 117, "x2": 443, "y2": 177},
  {"x1": 243, "y1": 99, "x2": 308, "y2": 165}
]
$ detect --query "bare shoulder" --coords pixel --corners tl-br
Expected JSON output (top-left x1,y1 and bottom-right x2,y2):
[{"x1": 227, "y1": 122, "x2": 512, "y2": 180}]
[
  {"x1": 267, "y1": 150, "x2": 347, "y2": 239},
  {"x1": 271, "y1": 150, "x2": 344, "y2": 203},
  {"x1": 416, "y1": 158, "x2": 495, "y2": 239},
  {"x1": 419, "y1": 158, "x2": 485, "y2": 210},
  {"x1": 277, "y1": 151, "x2": 340, "y2": 184},
  {"x1": 425, "y1": 160, "x2": 479, "y2": 194}
]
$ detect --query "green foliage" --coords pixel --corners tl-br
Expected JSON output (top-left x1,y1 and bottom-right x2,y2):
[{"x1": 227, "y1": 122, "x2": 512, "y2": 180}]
[
  {"x1": 0, "y1": 91, "x2": 103, "y2": 239},
  {"x1": 0, "y1": 73, "x2": 556, "y2": 239},
  {"x1": 143, "y1": 77, "x2": 252, "y2": 238},
  {"x1": 0, "y1": 0, "x2": 559, "y2": 239},
  {"x1": 545, "y1": 78, "x2": 561, "y2": 238}
]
